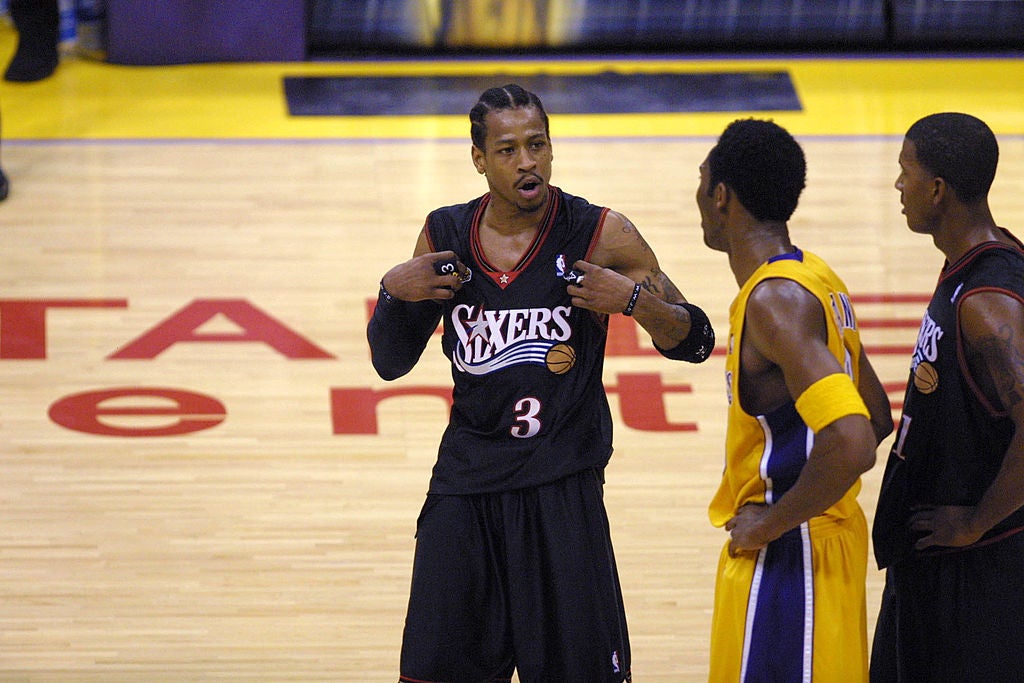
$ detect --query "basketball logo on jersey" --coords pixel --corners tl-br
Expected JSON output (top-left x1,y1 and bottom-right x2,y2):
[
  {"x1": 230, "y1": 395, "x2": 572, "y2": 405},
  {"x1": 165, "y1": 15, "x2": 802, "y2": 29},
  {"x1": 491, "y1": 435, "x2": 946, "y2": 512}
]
[
  {"x1": 913, "y1": 361, "x2": 939, "y2": 394},
  {"x1": 449, "y1": 303, "x2": 574, "y2": 375},
  {"x1": 545, "y1": 343, "x2": 576, "y2": 374}
]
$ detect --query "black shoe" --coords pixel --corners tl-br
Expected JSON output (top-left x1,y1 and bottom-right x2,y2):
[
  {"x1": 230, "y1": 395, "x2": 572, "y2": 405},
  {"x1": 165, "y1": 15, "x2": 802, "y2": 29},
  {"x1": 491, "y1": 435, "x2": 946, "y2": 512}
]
[
  {"x1": 0, "y1": 168, "x2": 9, "y2": 201},
  {"x1": 4, "y1": 41, "x2": 59, "y2": 82},
  {"x1": 4, "y1": 0, "x2": 60, "y2": 82}
]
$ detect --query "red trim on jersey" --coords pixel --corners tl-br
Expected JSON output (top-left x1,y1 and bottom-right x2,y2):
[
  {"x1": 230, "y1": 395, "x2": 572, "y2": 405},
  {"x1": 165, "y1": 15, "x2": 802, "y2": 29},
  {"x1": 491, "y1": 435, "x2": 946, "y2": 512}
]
[
  {"x1": 422, "y1": 218, "x2": 436, "y2": 252},
  {"x1": 470, "y1": 186, "x2": 561, "y2": 289},
  {"x1": 940, "y1": 233, "x2": 1023, "y2": 282},
  {"x1": 584, "y1": 206, "x2": 610, "y2": 262}
]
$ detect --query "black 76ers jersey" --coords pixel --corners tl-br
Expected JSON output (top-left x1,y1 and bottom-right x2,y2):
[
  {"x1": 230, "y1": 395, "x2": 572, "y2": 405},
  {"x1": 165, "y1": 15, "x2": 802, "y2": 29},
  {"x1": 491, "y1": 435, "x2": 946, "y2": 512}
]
[
  {"x1": 424, "y1": 186, "x2": 614, "y2": 494},
  {"x1": 873, "y1": 232, "x2": 1024, "y2": 568}
]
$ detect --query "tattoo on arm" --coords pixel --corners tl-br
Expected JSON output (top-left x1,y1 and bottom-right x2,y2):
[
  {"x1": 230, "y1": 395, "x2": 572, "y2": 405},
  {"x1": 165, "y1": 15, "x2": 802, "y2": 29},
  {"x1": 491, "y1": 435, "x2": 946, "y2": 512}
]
[
  {"x1": 659, "y1": 274, "x2": 684, "y2": 302},
  {"x1": 645, "y1": 304, "x2": 691, "y2": 338},
  {"x1": 641, "y1": 270, "x2": 683, "y2": 302},
  {"x1": 980, "y1": 322, "x2": 1024, "y2": 408}
]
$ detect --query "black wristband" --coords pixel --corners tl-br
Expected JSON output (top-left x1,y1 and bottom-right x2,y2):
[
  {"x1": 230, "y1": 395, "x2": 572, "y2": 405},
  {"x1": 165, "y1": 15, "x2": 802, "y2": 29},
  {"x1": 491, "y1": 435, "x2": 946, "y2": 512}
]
[
  {"x1": 654, "y1": 302, "x2": 715, "y2": 363},
  {"x1": 378, "y1": 281, "x2": 398, "y2": 305},
  {"x1": 623, "y1": 282, "x2": 642, "y2": 316}
]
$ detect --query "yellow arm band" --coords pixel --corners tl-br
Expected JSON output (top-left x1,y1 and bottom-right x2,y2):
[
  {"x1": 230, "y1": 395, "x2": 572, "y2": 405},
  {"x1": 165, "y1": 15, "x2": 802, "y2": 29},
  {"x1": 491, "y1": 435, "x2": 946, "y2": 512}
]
[{"x1": 794, "y1": 373, "x2": 870, "y2": 433}]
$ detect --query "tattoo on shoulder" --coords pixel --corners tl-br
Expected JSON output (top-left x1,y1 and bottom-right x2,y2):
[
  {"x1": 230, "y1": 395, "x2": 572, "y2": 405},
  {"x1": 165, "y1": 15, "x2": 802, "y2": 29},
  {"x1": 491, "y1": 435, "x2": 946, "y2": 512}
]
[{"x1": 621, "y1": 218, "x2": 652, "y2": 253}]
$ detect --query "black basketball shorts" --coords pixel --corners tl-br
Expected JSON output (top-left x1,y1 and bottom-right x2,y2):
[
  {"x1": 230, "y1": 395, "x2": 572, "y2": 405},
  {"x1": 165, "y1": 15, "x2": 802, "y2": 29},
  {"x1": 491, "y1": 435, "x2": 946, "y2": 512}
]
[{"x1": 398, "y1": 467, "x2": 632, "y2": 683}]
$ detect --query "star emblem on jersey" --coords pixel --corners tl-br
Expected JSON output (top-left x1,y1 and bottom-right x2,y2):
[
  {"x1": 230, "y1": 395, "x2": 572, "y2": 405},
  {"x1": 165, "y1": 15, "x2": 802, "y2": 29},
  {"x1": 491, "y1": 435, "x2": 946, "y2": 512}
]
[
  {"x1": 464, "y1": 307, "x2": 490, "y2": 345},
  {"x1": 499, "y1": 273, "x2": 510, "y2": 284}
]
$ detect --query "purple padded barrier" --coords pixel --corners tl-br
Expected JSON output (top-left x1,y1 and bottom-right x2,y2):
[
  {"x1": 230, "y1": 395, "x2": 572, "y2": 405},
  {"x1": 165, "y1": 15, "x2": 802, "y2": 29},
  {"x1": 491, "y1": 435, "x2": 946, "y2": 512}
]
[{"x1": 106, "y1": 0, "x2": 305, "y2": 65}]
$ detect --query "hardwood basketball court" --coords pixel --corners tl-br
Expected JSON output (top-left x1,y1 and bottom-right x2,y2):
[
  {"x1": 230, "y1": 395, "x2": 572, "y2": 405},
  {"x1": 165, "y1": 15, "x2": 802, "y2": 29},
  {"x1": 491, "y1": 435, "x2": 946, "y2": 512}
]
[{"x1": 1, "y1": 20, "x2": 1023, "y2": 680}]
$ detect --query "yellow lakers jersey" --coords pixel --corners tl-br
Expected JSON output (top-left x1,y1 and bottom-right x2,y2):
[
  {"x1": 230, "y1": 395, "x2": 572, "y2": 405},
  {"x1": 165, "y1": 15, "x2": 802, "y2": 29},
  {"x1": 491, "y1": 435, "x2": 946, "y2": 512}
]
[{"x1": 709, "y1": 249, "x2": 865, "y2": 528}]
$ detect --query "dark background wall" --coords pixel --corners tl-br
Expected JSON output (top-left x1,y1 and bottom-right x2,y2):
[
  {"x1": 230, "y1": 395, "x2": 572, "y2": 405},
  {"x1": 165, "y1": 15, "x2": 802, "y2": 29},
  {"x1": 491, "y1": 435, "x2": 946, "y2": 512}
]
[
  {"x1": 306, "y1": 0, "x2": 1024, "y2": 55},
  {"x1": 98, "y1": 0, "x2": 1023, "y2": 65}
]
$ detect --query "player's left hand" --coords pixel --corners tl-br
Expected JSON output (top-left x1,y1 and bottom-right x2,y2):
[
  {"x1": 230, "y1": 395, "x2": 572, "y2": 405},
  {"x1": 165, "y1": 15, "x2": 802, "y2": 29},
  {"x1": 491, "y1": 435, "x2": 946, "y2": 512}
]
[
  {"x1": 567, "y1": 260, "x2": 639, "y2": 315},
  {"x1": 725, "y1": 503, "x2": 772, "y2": 556},
  {"x1": 909, "y1": 504, "x2": 983, "y2": 549}
]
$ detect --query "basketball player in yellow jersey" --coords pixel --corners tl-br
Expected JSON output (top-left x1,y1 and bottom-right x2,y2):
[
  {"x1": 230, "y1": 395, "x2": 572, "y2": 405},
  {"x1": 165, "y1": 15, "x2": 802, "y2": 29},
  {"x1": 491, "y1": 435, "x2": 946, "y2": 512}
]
[{"x1": 695, "y1": 119, "x2": 893, "y2": 682}]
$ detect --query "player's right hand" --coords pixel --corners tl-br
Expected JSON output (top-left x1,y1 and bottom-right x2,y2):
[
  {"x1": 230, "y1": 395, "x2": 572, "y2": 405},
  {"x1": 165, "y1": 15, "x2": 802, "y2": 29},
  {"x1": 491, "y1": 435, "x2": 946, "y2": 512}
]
[{"x1": 381, "y1": 251, "x2": 470, "y2": 302}]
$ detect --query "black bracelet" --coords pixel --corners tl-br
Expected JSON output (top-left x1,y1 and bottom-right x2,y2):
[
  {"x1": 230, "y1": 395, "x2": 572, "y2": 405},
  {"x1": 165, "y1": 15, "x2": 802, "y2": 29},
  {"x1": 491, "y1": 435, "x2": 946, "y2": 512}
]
[{"x1": 622, "y1": 282, "x2": 642, "y2": 316}]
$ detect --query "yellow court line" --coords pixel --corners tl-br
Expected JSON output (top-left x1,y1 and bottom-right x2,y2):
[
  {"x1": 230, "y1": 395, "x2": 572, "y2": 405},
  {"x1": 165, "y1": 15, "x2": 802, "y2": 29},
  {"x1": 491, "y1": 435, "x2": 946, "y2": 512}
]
[{"x1": 1, "y1": 23, "x2": 1022, "y2": 140}]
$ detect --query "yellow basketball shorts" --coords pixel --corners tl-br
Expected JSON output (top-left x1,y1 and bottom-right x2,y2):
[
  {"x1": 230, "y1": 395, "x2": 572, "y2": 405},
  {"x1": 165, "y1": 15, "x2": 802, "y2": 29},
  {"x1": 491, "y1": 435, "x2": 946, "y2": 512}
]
[{"x1": 709, "y1": 507, "x2": 868, "y2": 682}]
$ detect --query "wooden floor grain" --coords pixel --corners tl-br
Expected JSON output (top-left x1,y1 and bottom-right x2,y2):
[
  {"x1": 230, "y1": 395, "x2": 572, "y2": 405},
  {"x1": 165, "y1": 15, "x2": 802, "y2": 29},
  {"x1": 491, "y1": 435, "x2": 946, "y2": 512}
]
[{"x1": 1, "y1": 23, "x2": 1023, "y2": 680}]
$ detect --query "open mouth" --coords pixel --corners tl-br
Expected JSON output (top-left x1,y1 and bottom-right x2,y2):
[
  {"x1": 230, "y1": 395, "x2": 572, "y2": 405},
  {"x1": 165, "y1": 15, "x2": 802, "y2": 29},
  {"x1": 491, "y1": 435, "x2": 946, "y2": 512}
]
[{"x1": 518, "y1": 177, "x2": 543, "y2": 199}]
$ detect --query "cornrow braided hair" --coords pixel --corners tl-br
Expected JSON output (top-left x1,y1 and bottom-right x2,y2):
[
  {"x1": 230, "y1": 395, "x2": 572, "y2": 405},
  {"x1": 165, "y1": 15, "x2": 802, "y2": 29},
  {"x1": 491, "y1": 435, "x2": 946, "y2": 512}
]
[{"x1": 469, "y1": 83, "x2": 550, "y2": 150}]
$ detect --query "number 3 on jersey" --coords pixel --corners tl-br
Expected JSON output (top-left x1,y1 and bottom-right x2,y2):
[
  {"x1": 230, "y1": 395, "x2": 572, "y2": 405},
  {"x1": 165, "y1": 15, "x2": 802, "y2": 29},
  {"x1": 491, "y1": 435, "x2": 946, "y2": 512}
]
[{"x1": 511, "y1": 397, "x2": 542, "y2": 438}]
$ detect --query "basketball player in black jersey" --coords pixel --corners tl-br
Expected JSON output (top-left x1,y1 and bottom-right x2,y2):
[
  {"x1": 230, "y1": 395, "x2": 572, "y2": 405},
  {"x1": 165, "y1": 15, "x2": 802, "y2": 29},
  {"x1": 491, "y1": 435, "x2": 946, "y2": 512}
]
[
  {"x1": 367, "y1": 84, "x2": 714, "y2": 682},
  {"x1": 870, "y1": 113, "x2": 1024, "y2": 681}
]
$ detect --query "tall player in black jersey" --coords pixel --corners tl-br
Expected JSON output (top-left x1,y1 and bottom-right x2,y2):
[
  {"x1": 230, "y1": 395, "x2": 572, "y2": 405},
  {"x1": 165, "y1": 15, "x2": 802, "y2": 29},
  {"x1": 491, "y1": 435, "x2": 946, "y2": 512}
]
[
  {"x1": 871, "y1": 113, "x2": 1024, "y2": 681},
  {"x1": 367, "y1": 84, "x2": 714, "y2": 683}
]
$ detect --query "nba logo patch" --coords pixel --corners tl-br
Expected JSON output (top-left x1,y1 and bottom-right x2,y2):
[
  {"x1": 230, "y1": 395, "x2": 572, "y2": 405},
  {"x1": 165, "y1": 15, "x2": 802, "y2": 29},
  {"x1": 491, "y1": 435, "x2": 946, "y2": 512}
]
[
  {"x1": 555, "y1": 254, "x2": 569, "y2": 278},
  {"x1": 556, "y1": 254, "x2": 585, "y2": 284}
]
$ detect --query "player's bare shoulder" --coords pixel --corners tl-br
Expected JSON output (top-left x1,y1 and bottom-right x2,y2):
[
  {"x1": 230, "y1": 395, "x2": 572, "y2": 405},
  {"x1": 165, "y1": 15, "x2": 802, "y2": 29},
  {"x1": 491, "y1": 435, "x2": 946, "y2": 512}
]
[
  {"x1": 600, "y1": 210, "x2": 653, "y2": 253},
  {"x1": 589, "y1": 210, "x2": 655, "y2": 270},
  {"x1": 744, "y1": 278, "x2": 827, "y2": 356}
]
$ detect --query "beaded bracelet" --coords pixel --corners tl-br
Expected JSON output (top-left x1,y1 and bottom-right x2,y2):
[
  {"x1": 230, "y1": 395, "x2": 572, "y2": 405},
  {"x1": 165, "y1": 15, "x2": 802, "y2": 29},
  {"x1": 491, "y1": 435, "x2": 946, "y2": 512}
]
[{"x1": 623, "y1": 282, "x2": 642, "y2": 316}]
